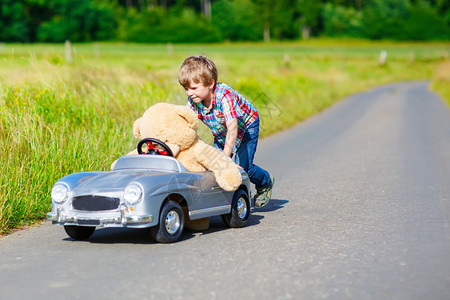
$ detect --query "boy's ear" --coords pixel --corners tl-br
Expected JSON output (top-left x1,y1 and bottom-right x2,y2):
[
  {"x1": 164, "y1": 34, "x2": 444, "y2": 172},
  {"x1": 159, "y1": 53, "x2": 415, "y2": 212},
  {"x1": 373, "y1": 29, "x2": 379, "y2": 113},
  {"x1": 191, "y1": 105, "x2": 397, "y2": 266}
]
[
  {"x1": 175, "y1": 106, "x2": 198, "y2": 129},
  {"x1": 208, "y1": 79, "x2": 215, "y2": 89}
]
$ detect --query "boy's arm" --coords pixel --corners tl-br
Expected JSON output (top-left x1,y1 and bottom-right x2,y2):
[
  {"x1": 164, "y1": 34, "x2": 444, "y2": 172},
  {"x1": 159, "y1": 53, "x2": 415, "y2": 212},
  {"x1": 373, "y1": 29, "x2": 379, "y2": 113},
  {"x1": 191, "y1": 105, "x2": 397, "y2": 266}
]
[{"x1": 224, "y1": 118, "x2": 238, "y2": 157}]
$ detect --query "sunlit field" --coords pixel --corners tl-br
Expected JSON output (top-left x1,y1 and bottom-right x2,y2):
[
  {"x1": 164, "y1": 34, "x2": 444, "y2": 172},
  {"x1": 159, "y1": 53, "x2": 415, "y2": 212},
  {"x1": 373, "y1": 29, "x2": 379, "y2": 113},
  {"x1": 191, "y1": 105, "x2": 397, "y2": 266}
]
[{"x1": 1, "y1": 40, "x2": 449, "y2": 233}]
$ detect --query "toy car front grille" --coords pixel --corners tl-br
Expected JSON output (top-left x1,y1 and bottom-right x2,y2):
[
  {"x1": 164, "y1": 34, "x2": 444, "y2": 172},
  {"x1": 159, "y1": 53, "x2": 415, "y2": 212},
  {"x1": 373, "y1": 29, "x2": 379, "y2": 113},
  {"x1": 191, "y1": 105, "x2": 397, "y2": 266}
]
[{"x1": 72, "y1": 196, "x2": 120, "y2": 211}]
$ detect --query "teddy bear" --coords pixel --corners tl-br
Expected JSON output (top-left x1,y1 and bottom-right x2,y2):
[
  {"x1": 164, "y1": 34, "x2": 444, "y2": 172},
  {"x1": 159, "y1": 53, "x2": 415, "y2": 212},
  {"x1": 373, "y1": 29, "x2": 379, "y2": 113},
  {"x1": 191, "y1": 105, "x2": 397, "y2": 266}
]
[
  {"x1": 116, "y1": 102, "x2": 243, "y2": 230},
  {"x1": 123, "y1": 102, "x2": 242, "y2": 191}
]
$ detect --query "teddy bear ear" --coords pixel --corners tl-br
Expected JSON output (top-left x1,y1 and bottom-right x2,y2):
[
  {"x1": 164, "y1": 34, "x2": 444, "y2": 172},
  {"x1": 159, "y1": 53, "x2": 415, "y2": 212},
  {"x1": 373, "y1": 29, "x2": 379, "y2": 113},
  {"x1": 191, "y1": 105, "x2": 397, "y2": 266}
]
[
  {"x1": 175, "y1": 106, "x2": 198, "y2": 129},
  {"x1": 132, "y1": 118, "x2": 141, "y2": 139}
]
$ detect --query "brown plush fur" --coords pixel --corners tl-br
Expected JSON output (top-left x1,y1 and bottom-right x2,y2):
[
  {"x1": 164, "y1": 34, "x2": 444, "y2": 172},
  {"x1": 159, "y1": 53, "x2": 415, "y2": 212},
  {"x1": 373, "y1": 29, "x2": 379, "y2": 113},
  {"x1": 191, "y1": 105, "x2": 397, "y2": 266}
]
[{"x1": 127, "y1": 102, "x2": 242, "y2": 192}]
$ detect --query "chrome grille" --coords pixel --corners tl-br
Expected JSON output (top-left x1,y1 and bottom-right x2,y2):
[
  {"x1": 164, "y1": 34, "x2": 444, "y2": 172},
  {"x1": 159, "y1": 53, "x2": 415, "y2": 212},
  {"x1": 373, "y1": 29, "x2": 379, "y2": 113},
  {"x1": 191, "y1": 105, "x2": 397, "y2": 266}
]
[{"x1": 72, "y1": 196, "x2": 120, "y2": 211}]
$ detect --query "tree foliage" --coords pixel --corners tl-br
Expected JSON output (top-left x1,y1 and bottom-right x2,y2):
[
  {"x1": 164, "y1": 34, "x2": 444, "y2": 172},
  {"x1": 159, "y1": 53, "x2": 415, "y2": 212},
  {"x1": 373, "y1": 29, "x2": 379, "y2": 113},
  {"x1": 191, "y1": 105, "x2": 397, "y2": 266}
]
[
  {"x1": 0, "y1": 0, "x2": 448, "y2": 42},
  {"x1": 212, "y1": 0, "x2": 263, "y2": 41},
  {"x1": 36, "y1": 0, "x2": 116, "y2": 42},
  {"x1": 322, "y1": 3, "x2": 363, "y2": 37},
  {"x1": 0, "y1": 0, "x2": 30, "y2": 42}
]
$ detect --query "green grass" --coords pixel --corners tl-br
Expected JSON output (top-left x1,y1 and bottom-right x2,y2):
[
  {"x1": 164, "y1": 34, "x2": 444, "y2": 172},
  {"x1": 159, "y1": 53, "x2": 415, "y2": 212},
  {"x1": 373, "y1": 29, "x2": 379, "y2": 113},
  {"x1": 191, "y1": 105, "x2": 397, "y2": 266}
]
[{"x1": 1, "y1": 40, "x2": 449, "y2": 234}]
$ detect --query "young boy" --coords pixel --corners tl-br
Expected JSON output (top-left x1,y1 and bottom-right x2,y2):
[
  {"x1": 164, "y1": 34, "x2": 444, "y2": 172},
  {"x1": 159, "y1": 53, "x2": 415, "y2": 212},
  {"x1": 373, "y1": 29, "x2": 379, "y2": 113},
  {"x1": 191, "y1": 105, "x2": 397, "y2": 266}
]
[{"x1": 178, "y1": 55, "x2": 274, "y2": 207}]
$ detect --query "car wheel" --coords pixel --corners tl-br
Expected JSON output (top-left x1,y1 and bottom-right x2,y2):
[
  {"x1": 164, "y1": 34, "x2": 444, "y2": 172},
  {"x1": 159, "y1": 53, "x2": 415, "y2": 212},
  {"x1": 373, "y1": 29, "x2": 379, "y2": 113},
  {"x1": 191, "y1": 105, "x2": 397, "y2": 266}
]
[
  {"x1": 150, "y1": 200, "x2": 184, "y2": 243},
  {"x1": 222, "y1": 189, "x2": 250, "y2": 228},
  {"x1": 64, "y1": 225, "x2": 95, "y2": 240}
]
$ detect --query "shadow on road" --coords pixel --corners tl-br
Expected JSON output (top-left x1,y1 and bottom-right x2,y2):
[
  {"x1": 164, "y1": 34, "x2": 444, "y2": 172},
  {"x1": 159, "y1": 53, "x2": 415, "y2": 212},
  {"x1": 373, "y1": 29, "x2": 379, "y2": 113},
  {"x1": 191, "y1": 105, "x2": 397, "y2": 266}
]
[
  {"x1": 63, "y1": 227, "x2": 196, "y2": 244},
  {"x1": 62, "y1": 199, "x2": 288, "y2": 244},
  {"x1": 194, "y1": 214, "x2": 264, "y2": 237},
  {"x1": 196, "y1": 198, "x2": 288, "y2": 237},
  {"x1": 253, "y1": 198, "x2": 289, "y2": 213}
]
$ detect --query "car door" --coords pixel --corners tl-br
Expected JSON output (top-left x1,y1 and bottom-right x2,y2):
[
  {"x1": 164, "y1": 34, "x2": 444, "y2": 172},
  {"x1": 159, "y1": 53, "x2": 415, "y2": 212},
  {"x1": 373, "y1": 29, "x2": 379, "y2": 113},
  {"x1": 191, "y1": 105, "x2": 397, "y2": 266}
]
[{"x1": 188, "y1": 171, "x2": 231, "y2": 219}]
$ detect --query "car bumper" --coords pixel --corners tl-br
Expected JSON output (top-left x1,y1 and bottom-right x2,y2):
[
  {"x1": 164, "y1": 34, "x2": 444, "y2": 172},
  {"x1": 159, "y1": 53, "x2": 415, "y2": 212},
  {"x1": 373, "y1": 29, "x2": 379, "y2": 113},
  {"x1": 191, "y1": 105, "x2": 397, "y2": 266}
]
[{"x1": 47, "y1": 205, "x2": 154, "y2": 227}]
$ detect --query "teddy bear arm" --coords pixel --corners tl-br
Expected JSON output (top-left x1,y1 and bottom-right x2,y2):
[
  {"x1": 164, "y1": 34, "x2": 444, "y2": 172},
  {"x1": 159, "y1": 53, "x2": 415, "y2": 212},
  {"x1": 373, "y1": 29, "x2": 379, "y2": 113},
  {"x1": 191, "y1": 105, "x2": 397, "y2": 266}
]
[
  {"x1": 193, "y1": 141, "x2": 238, "y2": 170},
  {"x1": 166, "y1": 143, "x2": 180, "y2": 157},
  {"x1": 193, "y1": 141, "x2": 242, "y2": 192}
]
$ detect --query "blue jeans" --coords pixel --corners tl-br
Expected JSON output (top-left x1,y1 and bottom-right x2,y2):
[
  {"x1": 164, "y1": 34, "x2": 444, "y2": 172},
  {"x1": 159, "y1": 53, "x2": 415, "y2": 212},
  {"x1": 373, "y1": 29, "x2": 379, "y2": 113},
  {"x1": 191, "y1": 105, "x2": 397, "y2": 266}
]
[{"x1": 214, "y1": 119, "x2": 271, "y2": 189}]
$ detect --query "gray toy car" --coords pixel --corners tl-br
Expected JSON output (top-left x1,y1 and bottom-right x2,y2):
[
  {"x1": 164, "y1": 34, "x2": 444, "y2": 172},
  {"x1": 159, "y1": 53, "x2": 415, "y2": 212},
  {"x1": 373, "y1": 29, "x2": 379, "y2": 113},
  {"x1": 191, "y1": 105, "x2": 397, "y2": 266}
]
[{"x1": 47, "y1": 138, "x2": 252, "y2": 243}]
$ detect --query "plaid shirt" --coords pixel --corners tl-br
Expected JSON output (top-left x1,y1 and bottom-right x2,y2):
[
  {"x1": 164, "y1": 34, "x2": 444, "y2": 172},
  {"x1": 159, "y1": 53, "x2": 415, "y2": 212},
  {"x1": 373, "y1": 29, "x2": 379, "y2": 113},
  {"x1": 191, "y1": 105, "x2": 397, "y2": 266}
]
[{"x1": 187, "y1": 82, "x2": 259, "y2": 154}]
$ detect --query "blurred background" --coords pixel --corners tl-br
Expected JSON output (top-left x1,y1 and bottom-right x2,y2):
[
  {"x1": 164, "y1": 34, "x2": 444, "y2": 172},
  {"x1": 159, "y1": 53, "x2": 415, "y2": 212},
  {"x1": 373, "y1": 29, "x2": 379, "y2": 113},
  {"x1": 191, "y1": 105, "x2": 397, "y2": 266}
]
[{"x1": 1, "y1": 0, "x2": 449, "y2": 43}]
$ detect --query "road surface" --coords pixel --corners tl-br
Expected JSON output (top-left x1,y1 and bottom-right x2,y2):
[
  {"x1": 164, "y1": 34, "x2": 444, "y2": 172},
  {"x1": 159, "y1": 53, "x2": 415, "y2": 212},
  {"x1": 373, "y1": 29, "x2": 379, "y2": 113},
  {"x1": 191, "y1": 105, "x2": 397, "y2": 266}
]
[{"x1": 1, "y1": 81, "x2": 449, "y2": 299}]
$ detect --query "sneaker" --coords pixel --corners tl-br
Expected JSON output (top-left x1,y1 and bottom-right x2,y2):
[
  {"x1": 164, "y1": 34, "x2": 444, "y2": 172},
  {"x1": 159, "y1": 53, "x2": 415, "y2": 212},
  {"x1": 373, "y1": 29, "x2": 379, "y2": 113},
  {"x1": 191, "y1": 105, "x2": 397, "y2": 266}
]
[{"x1": 253, "y1": 176, "x2": 275, "y2": 208}]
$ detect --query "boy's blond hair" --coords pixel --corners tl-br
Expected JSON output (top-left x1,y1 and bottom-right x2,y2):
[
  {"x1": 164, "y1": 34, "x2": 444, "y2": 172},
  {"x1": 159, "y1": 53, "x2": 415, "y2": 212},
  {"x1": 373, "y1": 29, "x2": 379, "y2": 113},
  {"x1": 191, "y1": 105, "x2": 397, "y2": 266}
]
[{"x1": 178, "y1": 55, "x2": 218, "y2": 89}]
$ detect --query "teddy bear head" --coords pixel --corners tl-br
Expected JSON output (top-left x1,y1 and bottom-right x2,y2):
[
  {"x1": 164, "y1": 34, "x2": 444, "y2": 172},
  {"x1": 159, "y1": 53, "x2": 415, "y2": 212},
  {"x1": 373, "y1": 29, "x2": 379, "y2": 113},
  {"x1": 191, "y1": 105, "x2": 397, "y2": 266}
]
[{"x1": 132, "y1": 102, "x2": 198, "y2": 150}]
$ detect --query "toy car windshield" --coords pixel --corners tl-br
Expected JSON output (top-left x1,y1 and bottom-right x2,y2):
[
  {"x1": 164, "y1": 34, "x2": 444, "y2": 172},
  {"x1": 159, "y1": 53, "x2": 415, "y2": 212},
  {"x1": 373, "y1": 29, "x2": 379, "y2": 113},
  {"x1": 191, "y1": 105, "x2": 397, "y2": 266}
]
[{"x1": 113, "y1": 155, "x2": 188, "y2": 173}]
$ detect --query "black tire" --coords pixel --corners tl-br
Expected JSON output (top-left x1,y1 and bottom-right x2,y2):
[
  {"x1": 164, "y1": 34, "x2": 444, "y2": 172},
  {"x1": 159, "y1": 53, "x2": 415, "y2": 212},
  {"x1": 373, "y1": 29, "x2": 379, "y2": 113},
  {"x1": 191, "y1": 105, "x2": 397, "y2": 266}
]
[
  {"x1": 150, "y1": 201, "x2": 184, "y2": 243},
  {"x1": 64, "y1": 225, "x2": 95, "y2": 240},
  {"x1": 222, "y1": 189, "x2": 251, "y2": 228}
]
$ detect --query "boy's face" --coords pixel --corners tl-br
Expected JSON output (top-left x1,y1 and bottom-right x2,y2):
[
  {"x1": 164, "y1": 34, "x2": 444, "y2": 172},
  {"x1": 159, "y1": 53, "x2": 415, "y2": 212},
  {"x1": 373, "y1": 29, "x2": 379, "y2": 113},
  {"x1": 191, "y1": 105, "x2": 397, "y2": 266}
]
[{"x1": 184, "y1": 80, "x2": 215, "y2": 104}]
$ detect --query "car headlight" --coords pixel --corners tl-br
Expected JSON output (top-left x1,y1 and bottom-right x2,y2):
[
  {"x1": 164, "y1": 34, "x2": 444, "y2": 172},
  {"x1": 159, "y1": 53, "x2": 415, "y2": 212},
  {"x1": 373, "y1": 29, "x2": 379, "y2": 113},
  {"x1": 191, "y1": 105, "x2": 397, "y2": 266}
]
[
  {"x1": 51, "y1": 183, "x2": 70, "y2": 203},
  {"x1": 124, "y1": 183, "x2": 143, "y2": 205}
]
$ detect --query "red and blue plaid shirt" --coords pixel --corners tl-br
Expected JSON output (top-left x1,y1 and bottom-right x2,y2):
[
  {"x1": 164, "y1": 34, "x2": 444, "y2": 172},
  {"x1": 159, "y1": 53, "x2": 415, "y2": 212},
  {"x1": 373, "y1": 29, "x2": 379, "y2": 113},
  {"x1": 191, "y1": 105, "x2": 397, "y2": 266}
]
[{"x1": 187, "y1": 82, "x2": 259, "y2": 154}]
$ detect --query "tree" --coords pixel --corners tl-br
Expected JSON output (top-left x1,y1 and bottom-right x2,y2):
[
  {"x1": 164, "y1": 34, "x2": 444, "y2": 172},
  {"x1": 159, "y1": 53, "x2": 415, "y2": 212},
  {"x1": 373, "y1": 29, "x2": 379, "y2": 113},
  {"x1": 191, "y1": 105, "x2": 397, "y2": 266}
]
[
  {"x1": 362, "y1": 0, "x2": 411, "y2": 39},
  {"x1": 0, "y1": 0, "x2": 447, "y2": 43},
  {"x1": 400, "y1": 0, "x2": 450, "y2": 40},
  {"x1": 36, "y1": 0, "x2": 116, "y2": 42},
  {"x1": 271, "y1": 0, "x2": 297, "y2": 39},
  {"x1": 212, "y1": 0, "x2": 263, "y2": 41},
  {"x1": 124, "y1": 5, "x2": 221, "y2": 43},
  {"x1": 201, "y1": 0, "x2": 211, "y2": 19},
  {"x1": 296, "y1": 0, "x2": 322, "y2": 39},
  {"x1": 253, "y1": 0, "x2": 272, "y2": 41},
  {"x1": 252, "y1": 0, "x2": 299, "y2": 41},
  {"x1": 0, "y1": 0, "x2": 30, "y2": 42},
  {"x1": 322, "y1": 3, "x2": 363, "y2": 37}
]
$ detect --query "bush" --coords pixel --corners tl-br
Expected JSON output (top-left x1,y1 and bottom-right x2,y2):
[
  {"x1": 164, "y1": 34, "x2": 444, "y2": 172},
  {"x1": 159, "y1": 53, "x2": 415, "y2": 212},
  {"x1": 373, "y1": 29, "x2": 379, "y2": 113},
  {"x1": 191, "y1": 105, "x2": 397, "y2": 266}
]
[
  {"x1": 322, "y1": 3, "x2": 363, "y2": 38},
  {"x1": 124, "y1": 7, "x2": 222, "y2": 43},
  {"x1": 212, "y1": 0, "x2": 263, "y2": 41},
  {"x1": 0, "y1": 0, "x2": 30, "y2": 42},
  {"x1": 36, "y1": 0, "x2": 116, "y2": 42},
  {"x1": 362, "y1": 0, "x2": 411, "y2": 40},
  {"x1": 399, "y1": 1, "x2": 450, "y2": 40},
  {"x1": 361, "y1": 0, "x2": 449, "y2": 40}
]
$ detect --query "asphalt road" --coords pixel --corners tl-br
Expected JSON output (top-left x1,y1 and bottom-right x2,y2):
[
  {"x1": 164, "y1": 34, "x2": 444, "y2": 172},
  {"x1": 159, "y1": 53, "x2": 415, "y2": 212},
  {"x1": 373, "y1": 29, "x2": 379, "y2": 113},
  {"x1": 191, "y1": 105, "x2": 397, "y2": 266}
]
[{"x1": 1, "y1": 81, "x2": 449, "y2": 300}]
